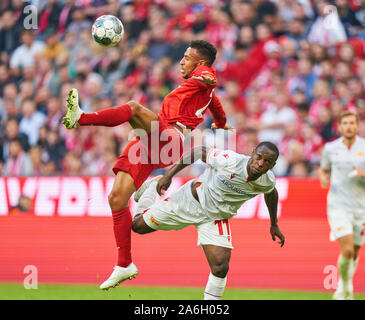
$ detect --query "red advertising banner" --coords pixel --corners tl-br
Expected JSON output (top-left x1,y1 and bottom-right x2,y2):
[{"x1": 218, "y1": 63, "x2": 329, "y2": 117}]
[
  {"x1": 0, "y1": 177, "x2": 328, "y2": 219},
  {"x1": 2, "y1": 177, "x2": 361, "y2": 293}
]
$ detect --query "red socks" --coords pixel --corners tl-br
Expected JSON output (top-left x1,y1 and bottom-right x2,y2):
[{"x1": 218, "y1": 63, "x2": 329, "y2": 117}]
[
  {"x1": 78, "y1": 104, "x2": 133, "y2": 127},
  {"x1": 112, "y1": 207, "x2": 132, "y2": 267}
]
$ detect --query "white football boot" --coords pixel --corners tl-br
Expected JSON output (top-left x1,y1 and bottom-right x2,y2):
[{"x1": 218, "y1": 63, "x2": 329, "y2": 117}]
[
  {"x1": 333, "y1": 278, "x2": 354, "y2": 300},
  {"x1": 100, "y1": 263, "x2": 138, "y2": 290},
  {"x1": 62, "y1": 88, "x2": 83, "y2": 129}
]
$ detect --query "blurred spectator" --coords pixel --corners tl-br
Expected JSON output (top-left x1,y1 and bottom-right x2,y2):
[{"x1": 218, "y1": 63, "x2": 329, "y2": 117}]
[
  {"x1": 9, "y1": 30, "x2": 45, "y2": 77},
  {"x1": 29, "y1": 145, "x2": 43, "y2": 176},
  {"x1": 19, "y1": 99, "x2": 46, "y2": 146},
  {"x1": 317, "y1": 105, "x2": 337, "y2": 141},
  {"x1": 2, "y1": 118, "x2": 30, "y2": 162},
  {"x1": 121, "y1": 4, "x2": 146, "y2": 43},
  {"x1": 57, "y1": 0, "x2": 78, "y2": 37},
  {"x1": 41, "y1": 28, "x2": 66, "y2": 61},
  {"x1": 0, "y1": 98, "x2": 21, "y2": 124},
  {"x1": 0, "y1": 10, "x2": 22, "y2": 56},
  {"x1": 346, "y1": 76, "x2": 365, "y2": 117},
  {"x1": 43, "y1": 128, "x2": 66, "y2": 170},
  {"x1": 301, "y1": 120, "x2": 324, "y2": 164},
  {"x1": 45, "y1": 96, "x2": 63, "y2": 130},
  {"x1": 287, "y1": 160, "x2": 310, "y2": 177},
  {"x1": 67, "y1": 8, "x2": 92, "y2": 41},
  {"x1": 37, "y1": 0, "x2": 62, "y2": 37},
  {"x1": 9, "y1": 195, "x2": 33, "y2": 215},
  {"x1": 2, "y1": 138, "x2": 33, "y2": 176},
  {"x1": 42, "y1": 159, "x2": 58, "y2": 176},
  {"x1": 63, "y1": 151, "x2": 82, "y2": 175},
  {"x1": 223, "y1": 80, "x2": 246, "y2": 113},
  {"x1": 0, "y1": 0, "x2": 363, "y2": 178},
  {"x1": 335, "y1": 0, "x2": 364, "y2": 37},
  {"x1": 307, "y1": 0, "x2": 347, "y2": 46},
  {"x1": 0, "y1": 64, "x2": 16, "y2": 96},
  {"x1": 258, "y1": 92, "x2": 297, "y2": 144}
]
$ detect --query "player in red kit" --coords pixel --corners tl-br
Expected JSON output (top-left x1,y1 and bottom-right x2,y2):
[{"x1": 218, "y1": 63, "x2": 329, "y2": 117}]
[{"x1": 62, "y1": 40, "x2": 233, "y2": 290}]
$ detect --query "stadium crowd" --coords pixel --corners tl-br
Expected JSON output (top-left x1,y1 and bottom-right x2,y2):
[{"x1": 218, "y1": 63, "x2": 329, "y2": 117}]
[{"x1": 0, "y1": 0, "x2": 364, "y2": 178}]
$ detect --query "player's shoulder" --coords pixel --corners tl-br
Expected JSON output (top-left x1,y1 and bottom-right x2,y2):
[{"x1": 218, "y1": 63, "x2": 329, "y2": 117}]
[
  {"x1": 261, "y1": 169, "x2": 276, "y2": 186},
  {"x1": 323, "y1": 137, "x2": 342, "y2": 149},
  {"x1": 221, "y1": 149, "x2": 245, "y2": 160},
  {"x1": 191, "y1": 65, "x2": 216, "y2": 78},
  {"x1": 356, "y1": 136, "x2": 365, "y2": 145},
  {"x1": 208, "y1": 148, "x2": 245, "y2": 163}
]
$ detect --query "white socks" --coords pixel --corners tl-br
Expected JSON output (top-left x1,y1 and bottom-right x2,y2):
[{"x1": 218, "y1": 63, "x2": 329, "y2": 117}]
[
  {"x1": 338, "y1": 254, "x2": 352, "y2": 281},
  {"x1": 337, "y1": 254, "x2": 359, "y2": 293},
  {"x1": 204, "y1": 273, "x2": 227, "y2": 300},
  {"x1": 350, "y1": 257, "x2": 359, "y2": 279},
  {"x1": 134, "y1": 181, "x2": 159, "y2": 216}
]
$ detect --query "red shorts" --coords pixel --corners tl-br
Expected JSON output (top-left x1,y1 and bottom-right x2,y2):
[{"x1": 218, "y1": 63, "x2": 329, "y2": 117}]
[{"x1": 113, "y1": 117, "x2": 184, "y2": 190}]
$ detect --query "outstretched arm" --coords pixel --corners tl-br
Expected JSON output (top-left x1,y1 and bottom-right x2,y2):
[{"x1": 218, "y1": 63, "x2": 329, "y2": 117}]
[
  {"x1": 208, "y1": 92, "x2": 233, "y2": 130},
  {"x1": 156, "y1": 146, "x2": 208, "y2": 195},
  {"x1": 264, "y1": 188, "x2": 285, "y2": 247}
]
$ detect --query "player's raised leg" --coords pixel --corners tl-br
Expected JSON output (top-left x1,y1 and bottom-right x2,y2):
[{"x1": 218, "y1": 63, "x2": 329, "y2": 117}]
[
  {"x1": 99, "y1": 171, "x2": 138, "y2": 290},
  {"x1": 62, "y1": 88, "x2": 158, "y2": 132},
  {"x1": 202, "y1": 245, "x2": 231, "y2": 300}
]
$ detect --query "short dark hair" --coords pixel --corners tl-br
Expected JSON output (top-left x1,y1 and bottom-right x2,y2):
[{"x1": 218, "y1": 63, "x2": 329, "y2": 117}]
[
  {"x1": 255, "y1": 141, "x2": 280, "y2": 160},
  {"x1": 189, "y1": 40, "x2": 217, "y2": 66}
]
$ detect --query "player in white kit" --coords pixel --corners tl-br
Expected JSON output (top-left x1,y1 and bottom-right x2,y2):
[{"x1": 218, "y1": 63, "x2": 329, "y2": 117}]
[
  {"x1": 319, "y1": 111, "x2": 365, "y2": 300},
  {"x1": 132, "y1": 141, "x2": 285, "y2": 300}
]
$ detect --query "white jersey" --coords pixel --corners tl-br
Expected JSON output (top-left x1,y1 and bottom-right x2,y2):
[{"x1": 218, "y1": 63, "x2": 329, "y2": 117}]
[
  {"x1": 320, "y1": 136, "x2": 365, "y2": 213},
  {"x1": 195, "y1": 148, "x2": 276, "y2": 220}
]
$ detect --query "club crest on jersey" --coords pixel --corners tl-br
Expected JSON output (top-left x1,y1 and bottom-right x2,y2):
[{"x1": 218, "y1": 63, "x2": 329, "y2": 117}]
[
  {"x1": 252, "y1": 185, "x2": 264, "y2": 192},
  {"x1": 149, "y1": 215, "x2": 160, "y2": 226},
  {"x1": 230, "y1": 173, "x2": 235, "y2": 179}
]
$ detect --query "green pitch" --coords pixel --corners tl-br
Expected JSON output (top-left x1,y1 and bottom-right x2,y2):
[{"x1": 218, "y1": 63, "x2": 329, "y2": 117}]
[{"x1": 1, "y1": 283, "x2": 365, "y2": 300}]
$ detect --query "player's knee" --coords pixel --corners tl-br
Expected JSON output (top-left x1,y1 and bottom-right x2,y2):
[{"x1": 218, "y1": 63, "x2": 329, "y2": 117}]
[
  {"x1": 127, "y1": 100, "x2": 143, "y2": 115},
  {"x1": 211, "y1": 261, "x2": 229, "y2": 278},
  {"x1": 108, "y1": 191, "x2": 128, "y2": 211},
  {"x1": 342, "y1": 246, "x2": 355, "y2": 260}
]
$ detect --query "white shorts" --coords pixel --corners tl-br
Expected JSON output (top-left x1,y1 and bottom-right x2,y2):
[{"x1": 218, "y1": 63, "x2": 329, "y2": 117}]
[
  {"x1": 142, "y1": 180, "x2": 233, "y2": 249},
  {"x1": 328, "y1": 209, "x2": 365, "y2": 246}
]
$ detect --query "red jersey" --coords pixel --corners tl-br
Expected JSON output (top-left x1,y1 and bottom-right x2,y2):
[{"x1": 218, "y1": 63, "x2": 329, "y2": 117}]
[{"x1": 159, "y1": 65, "x2": 226, "y2": 130}]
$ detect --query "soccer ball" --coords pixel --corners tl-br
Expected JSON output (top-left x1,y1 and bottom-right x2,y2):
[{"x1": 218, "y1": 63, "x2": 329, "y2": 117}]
[{"x1": 91, "y1": 15, "x2": 124, "y2": 47}]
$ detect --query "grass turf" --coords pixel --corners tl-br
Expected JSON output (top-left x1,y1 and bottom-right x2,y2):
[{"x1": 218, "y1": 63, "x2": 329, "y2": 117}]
[{"x1": 1, "y1": 283, "x2": 365, "y2": 300}]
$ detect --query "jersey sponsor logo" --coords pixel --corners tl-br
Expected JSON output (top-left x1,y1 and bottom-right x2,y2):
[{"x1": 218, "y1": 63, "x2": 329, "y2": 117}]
[
  {"x1": 357, "y1": 151, "x2": 365, "y2": 156},
  {"x1": 217, "y1": 176, "x2": 250, "y2": 195}
]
